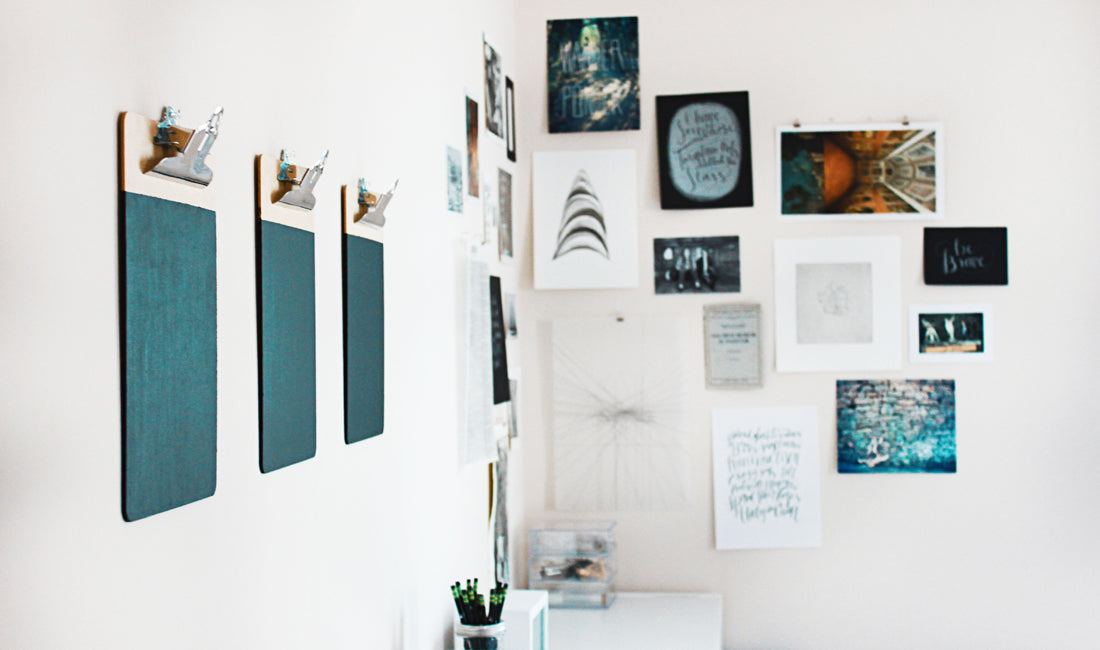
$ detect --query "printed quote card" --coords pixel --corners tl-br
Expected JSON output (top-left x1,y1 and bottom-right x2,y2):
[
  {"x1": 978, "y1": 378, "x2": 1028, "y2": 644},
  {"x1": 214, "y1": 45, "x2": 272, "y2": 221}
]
[
  {"x1": 712, "y1": 406, "x2": 822, "y2": 550},
  {"x1": 656, "y1": 91, "x2": 754, "y2": 209}
]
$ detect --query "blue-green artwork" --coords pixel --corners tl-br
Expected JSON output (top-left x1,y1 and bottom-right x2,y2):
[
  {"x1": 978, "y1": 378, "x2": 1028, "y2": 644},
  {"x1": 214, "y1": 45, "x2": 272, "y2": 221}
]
[
  {"x1": 837, "y1": 379, "x2": 956, "y2": 473},
  {"x1": 343, "y1": 235, "x2": 385, "y2": 443},
  {"x1": 121, "y1": 191, "x2": 217, "y2": 521},
  {"x1": 447, "y1": 146, "x2": 464, "y2": 213},
  {"x1": 258, "y1": 220, "x2": 316, "y2": 472},
  {"x1": 547, "y1": 16, "x2": 639, "y2": 133}
]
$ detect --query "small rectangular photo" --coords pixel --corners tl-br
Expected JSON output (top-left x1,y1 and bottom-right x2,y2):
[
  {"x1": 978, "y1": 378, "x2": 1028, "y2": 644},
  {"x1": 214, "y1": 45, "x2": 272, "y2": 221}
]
[
  {"x1": 653, "y1": 236, "x2": 740, "y2": 294},
  {"x1": 910, "y1": 303, "x2": 993, "y2": 363},
  {"x1": 777, "y1": 122, "x2": 942, "y2": 220},
  {"x1": 446, "y1": 146, "x2": 463, "y2": 213},
  {"x1": 483, "y1": 38, "x2": 504, "y2": 138},
  {"x1": 505, "y1": 292, "x2": 518, "y2": 338}
]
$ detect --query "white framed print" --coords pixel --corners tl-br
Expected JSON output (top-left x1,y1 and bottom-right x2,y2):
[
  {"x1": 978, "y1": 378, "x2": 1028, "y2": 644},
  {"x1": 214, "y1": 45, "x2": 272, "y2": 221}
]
[
  {"x1": 774, "y1": 236, "x2": 901, "y2": 372},
  {"x1": 533, "y1": 149, "x2": 639, "y2": 290},
  {"x1": 910, "y1": 303, "x2": 994, "y2": 363},
  {"x1": 777, "y1": 122, "x2": 943, "y2": 221}
]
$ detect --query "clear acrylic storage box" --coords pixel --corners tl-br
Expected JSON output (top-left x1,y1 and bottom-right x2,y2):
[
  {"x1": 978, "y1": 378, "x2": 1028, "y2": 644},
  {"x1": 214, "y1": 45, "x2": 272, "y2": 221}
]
[{"x1": 528, "y1": 521, "x2": 616, "y2": 608}]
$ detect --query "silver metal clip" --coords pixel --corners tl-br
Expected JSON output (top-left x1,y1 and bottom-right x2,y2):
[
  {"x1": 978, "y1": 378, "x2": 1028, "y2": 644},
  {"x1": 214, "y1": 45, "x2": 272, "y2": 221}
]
[
  {"x1": 354, "y1": 178, "x2": 399, "y2": 227},
  {"x1": 277, "y1": 149, "x2": 329, "y2": 211},
  {"x1": 149, "y1": 106, "x2": 223, "y2": 186}
]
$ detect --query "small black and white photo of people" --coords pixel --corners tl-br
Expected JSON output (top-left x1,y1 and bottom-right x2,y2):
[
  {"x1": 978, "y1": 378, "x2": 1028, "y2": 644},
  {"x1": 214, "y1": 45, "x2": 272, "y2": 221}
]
[{"x1": 653, "y1": 236, "x2": 740, "y2": 294}]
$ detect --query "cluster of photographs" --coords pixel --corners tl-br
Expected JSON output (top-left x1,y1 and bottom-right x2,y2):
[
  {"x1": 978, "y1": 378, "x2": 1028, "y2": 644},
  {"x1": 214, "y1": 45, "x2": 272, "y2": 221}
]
[
  {"x1": 448, "y1": 36, "x2": 518, "y2": 264},
  {"x1": 531, "y1": 16, "x2": 1010, "y2": 477}
]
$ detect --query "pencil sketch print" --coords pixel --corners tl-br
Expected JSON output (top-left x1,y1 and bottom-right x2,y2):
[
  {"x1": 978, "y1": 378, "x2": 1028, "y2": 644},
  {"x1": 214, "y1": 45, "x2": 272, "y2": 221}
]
[
  {"x1": 795, "y1": 262, "x2": 872, "y2": 344},
  {"x1": 552, "y1": 317, "x2": 689, "y2": 511},
  {"x1": 554, "y1": 170, "x2": 609, "y2": 260}
]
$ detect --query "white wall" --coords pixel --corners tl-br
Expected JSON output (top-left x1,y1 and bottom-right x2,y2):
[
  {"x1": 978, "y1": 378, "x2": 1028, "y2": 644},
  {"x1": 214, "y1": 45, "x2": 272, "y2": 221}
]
[
  {"x1": 0, "y1": 1, "x2": 520, "y2": 648},
  {"x1": 513, "y1": 1, "x2": 1100, "y2": 648}
]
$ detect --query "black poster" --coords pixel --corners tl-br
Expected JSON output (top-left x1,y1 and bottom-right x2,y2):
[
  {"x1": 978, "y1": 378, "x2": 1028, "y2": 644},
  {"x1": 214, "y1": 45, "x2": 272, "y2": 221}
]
[
  {"x1": 656, "y1": 91, "x2": 754, "y2": 209},
  {"x1": 489, "y1": 276, "x2": 511, "y2": 404},
  {"x1": 924, "y1": 227, "x2": 1008, "y2": 285},
  {"x1": 505, "y1": 77, "x2": 516, "y2": 162}
]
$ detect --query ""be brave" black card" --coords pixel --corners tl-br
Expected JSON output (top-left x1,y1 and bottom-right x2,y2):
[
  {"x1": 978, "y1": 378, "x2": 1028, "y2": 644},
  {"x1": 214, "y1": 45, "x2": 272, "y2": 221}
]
[{"x1": 924, "y1": 227, "x2": 1008, "y2": 285}]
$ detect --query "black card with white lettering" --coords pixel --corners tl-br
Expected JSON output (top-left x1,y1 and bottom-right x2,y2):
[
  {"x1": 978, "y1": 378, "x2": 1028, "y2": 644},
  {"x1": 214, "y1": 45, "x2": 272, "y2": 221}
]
[{"x1": 923, "y1": 227, "x2": 1008, "y2": 285}]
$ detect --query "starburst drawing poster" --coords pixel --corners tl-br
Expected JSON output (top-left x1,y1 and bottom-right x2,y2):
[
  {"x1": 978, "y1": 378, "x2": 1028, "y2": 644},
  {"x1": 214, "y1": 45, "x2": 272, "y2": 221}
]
[
  {"x1": 533, "y1": 149, "x2": 638, "y2": 289},
  {"x1": 552, "y1": 316, "x2": 690, "y2": 511}
]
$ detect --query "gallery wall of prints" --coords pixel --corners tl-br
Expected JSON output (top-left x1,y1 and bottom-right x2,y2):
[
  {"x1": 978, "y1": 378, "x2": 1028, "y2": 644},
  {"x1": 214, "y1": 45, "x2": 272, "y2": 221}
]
[{"x1": 510, "y1": 2, "x2": 1100, "y2": 649}]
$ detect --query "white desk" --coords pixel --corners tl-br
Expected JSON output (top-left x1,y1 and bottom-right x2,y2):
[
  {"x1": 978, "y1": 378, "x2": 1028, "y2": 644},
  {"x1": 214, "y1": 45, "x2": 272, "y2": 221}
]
[{"x1": 548, "y1": 592, "x2": 722, "y2": 650}]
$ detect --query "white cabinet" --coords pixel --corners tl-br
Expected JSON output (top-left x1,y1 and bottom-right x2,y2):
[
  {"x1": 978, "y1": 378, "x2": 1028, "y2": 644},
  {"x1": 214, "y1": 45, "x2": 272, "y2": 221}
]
[{"x1": 547, "y1": 592, "x2": 722, "y2": 650}]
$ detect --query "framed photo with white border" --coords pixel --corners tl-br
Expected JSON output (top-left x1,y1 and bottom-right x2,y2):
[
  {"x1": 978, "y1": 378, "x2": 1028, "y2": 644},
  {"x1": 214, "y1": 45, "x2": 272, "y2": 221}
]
[
  {"x1": 776, "y1": 122, "x2": 943, "y2": 221},
  {"x1": 774, "y1": 236, "x2": 901, "y2": 372},
  {"x1": 909, "y1": 303, "x2": 994, "y2": 363}
]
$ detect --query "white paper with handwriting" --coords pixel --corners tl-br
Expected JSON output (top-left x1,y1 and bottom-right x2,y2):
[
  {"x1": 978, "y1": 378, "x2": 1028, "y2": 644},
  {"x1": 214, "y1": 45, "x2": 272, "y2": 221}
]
[{"x1": 712, "y1": 407, "x2": 822, "y2": 549}]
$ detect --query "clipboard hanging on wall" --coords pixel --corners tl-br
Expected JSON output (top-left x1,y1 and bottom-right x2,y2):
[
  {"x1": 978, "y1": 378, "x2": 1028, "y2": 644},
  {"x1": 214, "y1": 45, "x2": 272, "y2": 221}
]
[
  {"x1": 118, "y1": 106, "x2": 222, "y2": 521},
  {"x1": 255, "y1": 150, "x2": 325, "y2": 472},
  {"x1": 340, "y1": 179, "x2": 394, "y2": 443}
]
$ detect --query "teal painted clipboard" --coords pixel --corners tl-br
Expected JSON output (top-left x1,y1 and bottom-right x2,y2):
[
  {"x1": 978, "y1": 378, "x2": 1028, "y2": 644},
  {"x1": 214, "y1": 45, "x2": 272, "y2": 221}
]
[
  {"x1": 341, "y1": 185, "x2": 385, "y2": 443},
  {"x1": 118, "y1": 111, "x2": 218, "y2": 521},
  {"x1": 255, "y1": 154, "x2": 318, "y2": 473}
]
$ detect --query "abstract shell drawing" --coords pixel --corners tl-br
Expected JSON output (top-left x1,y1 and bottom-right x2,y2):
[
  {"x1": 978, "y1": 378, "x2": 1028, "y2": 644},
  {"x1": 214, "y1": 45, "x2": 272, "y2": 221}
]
[
  {"x1": 554, "y1": 170, "x2": 609, "y2": 260},
  {"x1": 533, "y1": 149, "x2": 638, "y2": 290}
]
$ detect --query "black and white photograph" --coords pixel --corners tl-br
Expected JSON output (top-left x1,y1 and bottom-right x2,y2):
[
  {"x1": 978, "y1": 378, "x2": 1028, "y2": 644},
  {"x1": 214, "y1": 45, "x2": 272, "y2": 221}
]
[
  {"x1": 653, "y1": 236, "x2": 740, "y2": 294},
  {"x1": 484, "y1": 38, "x2": 504, "y2": 138},
  {"x1": 910, "y1": 303, "x2": 994, "y2": 363},
  {"x1": 504, "y1": 292, "x2": 518, "y2": 338},
  {"x1": 795, "y1": 262, "x2": 872, "y2": 344}
]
